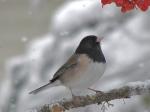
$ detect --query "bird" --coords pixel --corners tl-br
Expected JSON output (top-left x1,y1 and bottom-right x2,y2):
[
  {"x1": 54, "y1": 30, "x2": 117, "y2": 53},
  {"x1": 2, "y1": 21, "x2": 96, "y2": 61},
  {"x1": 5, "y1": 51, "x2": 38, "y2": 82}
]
[{"x1": 29, "y1": 35, "x2": 106, "y2": 95}]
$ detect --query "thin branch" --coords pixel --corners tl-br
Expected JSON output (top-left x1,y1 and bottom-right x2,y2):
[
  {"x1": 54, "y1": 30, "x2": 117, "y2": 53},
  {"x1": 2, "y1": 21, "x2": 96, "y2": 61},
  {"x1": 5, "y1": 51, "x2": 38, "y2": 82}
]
[{"x1": 38, "y1": 80, "x2": 150, "y2": 112}]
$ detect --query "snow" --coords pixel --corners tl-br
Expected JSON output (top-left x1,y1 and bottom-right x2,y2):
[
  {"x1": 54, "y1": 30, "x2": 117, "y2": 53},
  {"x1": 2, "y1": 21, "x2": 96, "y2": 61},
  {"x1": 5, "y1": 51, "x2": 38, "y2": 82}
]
[
  {"x1": 21, "y1": 36, "x2": 28, "y2": 43},
  {"x1": 126, "y1": 80, "x2": 150, "y2": 96}
]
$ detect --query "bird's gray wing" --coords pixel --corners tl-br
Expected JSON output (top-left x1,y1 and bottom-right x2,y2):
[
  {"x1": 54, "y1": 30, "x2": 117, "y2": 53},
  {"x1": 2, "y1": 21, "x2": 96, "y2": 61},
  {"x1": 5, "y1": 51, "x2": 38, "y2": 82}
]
[{"x1": 50, "y1": 54, "x2": 79, "y2": 82}]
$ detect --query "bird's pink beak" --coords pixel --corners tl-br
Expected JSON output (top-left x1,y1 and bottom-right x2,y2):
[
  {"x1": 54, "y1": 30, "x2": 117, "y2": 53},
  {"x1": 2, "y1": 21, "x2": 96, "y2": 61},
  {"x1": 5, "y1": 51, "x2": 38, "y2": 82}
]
[{"x1": 96, "y1": 37, "x2": 104, "y2": 43}]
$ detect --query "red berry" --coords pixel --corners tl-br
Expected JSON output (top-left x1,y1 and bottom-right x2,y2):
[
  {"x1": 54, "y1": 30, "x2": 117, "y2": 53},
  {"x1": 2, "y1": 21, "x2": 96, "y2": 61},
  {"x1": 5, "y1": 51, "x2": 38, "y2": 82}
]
[
  {"x1": 101, "y1": 0, "x2": 113, "y2": 5},
  {"x1": 115, "y1": 0, "x2": 124, "y2": 6},
  {"x1": 99, "y1": 0, "x2": 150, "y2": 13},
  {"x1": 121, "y1": 0, "x2": 135, "y2": 12},
  {"x1": 136, "y1": 0, "x2": 149, "y2": 11}
]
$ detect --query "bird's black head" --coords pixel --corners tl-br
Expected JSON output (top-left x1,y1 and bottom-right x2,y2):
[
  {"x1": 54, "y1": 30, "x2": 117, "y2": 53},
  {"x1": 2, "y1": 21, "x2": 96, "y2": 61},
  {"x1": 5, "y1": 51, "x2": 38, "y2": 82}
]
[{"x1": 75, "y1": 35, "x2": 106, "y2": 63}]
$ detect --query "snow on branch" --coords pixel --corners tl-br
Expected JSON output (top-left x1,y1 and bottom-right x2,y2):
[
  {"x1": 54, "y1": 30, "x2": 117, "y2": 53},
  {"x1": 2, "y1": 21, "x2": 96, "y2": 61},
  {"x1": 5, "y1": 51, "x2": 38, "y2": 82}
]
[{"x1": 38, "y1": 80, "x2": 150, "y2": 112}]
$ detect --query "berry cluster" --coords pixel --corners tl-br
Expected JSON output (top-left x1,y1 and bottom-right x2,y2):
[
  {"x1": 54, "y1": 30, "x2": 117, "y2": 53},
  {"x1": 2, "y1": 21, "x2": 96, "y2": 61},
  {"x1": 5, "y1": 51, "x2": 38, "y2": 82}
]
[{"x1": 101, "y1": 0, "x2": 150, "y2": 12}]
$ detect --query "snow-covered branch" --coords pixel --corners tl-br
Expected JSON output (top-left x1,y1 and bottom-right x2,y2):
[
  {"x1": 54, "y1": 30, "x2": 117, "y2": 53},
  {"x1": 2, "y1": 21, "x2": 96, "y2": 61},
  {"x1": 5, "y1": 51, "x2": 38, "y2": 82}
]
[{"x1": 39, "y1": 80, "x2": 150, "y2": 112}]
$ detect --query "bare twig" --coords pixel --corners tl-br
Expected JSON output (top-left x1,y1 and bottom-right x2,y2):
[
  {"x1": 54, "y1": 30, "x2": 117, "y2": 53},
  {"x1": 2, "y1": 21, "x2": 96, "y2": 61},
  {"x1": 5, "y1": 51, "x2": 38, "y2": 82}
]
[{"x1": 38, "y1": 80, "x2": 150, "y2": 112}]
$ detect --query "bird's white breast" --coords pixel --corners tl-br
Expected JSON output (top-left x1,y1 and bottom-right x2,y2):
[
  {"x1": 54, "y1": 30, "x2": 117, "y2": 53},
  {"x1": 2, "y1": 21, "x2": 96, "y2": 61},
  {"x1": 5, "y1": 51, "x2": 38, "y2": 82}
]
[
  {"x1": 64, "y1": 61, "x2": 106, "y2": 90},
  {"x1": 77, "y1": 62, "x2": 106, "y2": 89}
]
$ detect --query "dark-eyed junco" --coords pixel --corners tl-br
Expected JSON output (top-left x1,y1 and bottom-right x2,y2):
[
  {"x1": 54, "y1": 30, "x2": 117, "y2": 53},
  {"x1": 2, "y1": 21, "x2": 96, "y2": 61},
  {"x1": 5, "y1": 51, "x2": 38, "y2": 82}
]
[{"x1": 29, "y1": 35, "x2": 106, "y2": 95}]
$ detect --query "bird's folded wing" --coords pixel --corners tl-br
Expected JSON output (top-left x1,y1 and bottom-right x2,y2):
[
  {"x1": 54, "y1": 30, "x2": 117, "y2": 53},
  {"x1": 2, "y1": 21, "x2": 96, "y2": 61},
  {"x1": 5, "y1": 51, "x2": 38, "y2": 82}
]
[{"x1": 50, "y1": 54, "x2": 79, "y2": 82}]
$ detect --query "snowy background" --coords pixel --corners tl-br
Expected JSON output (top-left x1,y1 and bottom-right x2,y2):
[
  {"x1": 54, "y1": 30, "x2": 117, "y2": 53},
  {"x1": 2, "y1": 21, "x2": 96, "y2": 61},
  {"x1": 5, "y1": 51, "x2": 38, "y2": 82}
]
[{"x1": 0, "y1": 0, "x2": 150, "y2": 112}]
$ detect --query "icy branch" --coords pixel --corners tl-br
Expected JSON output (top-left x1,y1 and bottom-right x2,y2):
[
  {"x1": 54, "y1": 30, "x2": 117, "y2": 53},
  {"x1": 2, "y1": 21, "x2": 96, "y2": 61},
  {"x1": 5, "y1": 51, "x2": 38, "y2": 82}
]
[{"x1": 39, "y1": 80, "x2": 150, "y2": 112}]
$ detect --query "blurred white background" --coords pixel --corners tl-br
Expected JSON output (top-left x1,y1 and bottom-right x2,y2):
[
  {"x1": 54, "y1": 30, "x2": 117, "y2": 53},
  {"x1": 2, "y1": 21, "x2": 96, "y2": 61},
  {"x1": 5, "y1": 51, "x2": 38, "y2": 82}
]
[{"x1": 0, "y1": 0, "x2": 150, "y2": 112}]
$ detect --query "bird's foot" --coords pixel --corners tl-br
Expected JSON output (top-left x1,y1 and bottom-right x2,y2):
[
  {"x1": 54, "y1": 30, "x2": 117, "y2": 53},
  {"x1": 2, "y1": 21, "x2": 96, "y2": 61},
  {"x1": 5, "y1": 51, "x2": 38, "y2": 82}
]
[
  {"x1": 88, "y1": 88, "x2": 114, "y2": 111},
  {"x1": 88, "y1": 88, "x2": 105, "y2": 95}
]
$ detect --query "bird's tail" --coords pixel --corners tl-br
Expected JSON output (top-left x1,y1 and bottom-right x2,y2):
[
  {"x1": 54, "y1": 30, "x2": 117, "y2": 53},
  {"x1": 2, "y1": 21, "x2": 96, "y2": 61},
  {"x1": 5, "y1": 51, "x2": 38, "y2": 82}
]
[
  {"x1": 29, "y1": 82, "x2": 54, "y2": 94},
  {"x1": 29, "y1": 82, "x2": 51, "y2": 94}
]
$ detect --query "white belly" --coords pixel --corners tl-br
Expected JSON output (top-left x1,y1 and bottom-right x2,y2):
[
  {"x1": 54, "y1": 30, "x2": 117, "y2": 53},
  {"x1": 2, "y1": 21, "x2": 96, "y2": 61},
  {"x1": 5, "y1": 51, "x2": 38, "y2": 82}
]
[{"x1": 65, "y1": 62, "x2": 106, "y2": 90}]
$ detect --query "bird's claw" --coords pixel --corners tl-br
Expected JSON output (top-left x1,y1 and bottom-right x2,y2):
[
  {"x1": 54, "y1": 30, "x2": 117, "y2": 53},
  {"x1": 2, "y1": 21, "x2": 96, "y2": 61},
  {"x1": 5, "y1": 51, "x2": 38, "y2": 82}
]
[{"x1": 88, "y1": 88, "x2": 105, "y2": 95}]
